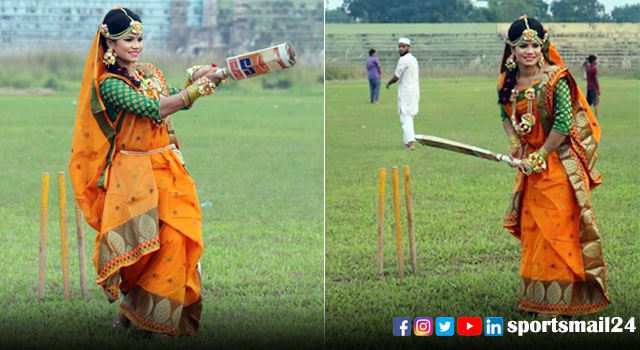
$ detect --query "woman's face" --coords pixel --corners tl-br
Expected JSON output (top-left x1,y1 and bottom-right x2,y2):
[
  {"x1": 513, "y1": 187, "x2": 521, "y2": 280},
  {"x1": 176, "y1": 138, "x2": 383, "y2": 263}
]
[
  {"x1": 107, "y1": 33, "x2": 143, "y2": 65},
  {"x1": 511, "y1": 41, "x2": 542, "y2": 68}
]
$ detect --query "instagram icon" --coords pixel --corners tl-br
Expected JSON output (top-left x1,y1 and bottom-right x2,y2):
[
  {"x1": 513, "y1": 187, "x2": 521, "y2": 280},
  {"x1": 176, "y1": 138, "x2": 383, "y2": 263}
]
[{"x1": 414, "y1": 317, "x2": 433, "y2": 336}]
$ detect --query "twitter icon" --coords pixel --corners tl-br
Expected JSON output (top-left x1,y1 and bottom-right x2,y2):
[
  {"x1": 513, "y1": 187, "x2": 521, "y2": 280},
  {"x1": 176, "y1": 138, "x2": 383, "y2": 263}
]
[{"x1": 435, "y1": 317, "x2": 455, "y2": 336}]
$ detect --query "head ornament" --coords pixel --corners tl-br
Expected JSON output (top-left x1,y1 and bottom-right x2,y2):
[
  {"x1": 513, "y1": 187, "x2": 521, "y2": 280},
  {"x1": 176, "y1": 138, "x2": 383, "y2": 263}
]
[
  {"x1": 100, "y1": 6, "x2": 144, "y2": 40},
  {"x1": 505, "y1": 14, "x2": 547, "y2": 46}
]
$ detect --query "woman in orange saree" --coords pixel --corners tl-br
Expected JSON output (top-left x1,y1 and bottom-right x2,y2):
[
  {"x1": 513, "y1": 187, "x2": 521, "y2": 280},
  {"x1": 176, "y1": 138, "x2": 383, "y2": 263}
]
[
  {"x1": 68, "y1": 7, "x2": 225, "y2": 337},
  {"x1": 498, "y1": 16, "x2": 609, "y2": 317}
]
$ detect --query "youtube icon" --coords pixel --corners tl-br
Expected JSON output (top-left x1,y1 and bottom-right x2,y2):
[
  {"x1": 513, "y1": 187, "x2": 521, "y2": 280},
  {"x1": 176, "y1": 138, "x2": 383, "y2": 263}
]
[{"x1": 457, "y1": 317, "x2": 482, "y2": 336}]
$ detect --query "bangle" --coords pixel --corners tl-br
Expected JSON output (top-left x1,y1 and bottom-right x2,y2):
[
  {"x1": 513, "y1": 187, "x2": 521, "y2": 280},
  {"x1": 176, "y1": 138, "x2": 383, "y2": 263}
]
[
  {"x1": 508, "y1": 134, "x2": 522, "y2": 151},
  {"x1": 186, "y1": 83, "x2": 200, "y2": 104},
  {"x1": 185, "y1": 77, "x2": 216, "y2": 104},
  {"x1": 178, "y1": 91, "x2": 189, "y2": 107},
  {"x1": 508, "y1": 135, "x2": 521, "y2": 145},
  {"x1": 538, "y1": 146, "x2": 549, "y2": 161}
]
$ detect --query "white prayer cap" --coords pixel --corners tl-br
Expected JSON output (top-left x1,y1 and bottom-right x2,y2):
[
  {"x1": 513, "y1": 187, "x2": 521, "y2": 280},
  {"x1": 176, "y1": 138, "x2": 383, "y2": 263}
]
[{"x1": 398, "y1": 37, "x2": 411, "y2": 46}]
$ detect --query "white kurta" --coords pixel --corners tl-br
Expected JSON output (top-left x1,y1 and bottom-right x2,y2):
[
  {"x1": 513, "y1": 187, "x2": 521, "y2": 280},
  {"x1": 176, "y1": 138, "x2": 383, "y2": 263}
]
[{"x1": 394, "y1": 52, "x2": 420, "y2": 116}]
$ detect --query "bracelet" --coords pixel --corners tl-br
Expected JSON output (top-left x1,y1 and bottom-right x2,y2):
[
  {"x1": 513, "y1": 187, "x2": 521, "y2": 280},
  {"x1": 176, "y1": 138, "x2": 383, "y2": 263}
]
[
  {"x1": 524, "y1": 147, "x2": 549, "y2": 173},
  {"x1": 508, "y1": 135, "x2": 522, "y2": 146},
  {"x1": 508, "y1": 135, "x2": 523, "y2": 151},
  {"x1": 185, "y1": 77, "x2": 216, "y2": 104},
  {"x1": 178, "y1": 91, "x2": 189, "y2": 107},
  {"x1": 537, "y1": 146, "x2": 549, "y2": 161}
]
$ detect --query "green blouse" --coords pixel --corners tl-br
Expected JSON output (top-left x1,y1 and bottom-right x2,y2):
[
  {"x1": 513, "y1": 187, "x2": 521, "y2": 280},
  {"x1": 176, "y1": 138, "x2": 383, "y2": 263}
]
[
  {"x1": 99, "y1": 77, "x2": 183, "y2": 123},
  {"x1": 500, "y1": 78, "x2": 572, "y2": 135}
]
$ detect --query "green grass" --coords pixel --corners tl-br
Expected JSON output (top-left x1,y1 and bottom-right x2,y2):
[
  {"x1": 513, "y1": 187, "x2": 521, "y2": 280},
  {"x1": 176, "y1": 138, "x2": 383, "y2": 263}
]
[
  {"x1": 0, "y1": 80, "x2": 323, "y2": 348},
  {"x1": 325, "y1": 77, "x2": 640, "y2": 348}
]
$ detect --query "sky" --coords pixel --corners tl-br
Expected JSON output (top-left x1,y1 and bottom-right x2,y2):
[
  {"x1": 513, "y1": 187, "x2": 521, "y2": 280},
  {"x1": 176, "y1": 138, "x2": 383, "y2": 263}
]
[{"x1": 325, "y1": 0, "x2": 640, "y2": 12}]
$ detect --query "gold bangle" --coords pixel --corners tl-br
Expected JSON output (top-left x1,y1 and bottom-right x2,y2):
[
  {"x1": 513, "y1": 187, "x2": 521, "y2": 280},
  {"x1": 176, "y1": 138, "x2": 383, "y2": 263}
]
[
  {"x1": 508, "y1": 134, "x2": 522, "y2": 146},
  {"x1": 178, "y1": 91, "x2": 189, "y2": 107},
  {"x1": 538, "y1": 146, "x2": 550, "y2": 160},
  {"x1": 186, "y1": 84, "x2": 200, "y2": 104}
]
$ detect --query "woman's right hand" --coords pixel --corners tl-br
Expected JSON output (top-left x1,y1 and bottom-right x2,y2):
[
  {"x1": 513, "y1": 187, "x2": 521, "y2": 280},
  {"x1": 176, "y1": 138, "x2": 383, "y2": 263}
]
[{"x1": 509, "y1": 147, "x2": 523, "y2": 168}]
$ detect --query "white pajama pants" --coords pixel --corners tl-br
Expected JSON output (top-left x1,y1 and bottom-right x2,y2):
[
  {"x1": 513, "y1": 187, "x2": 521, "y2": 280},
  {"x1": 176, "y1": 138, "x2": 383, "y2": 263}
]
[{"x1": 399, "y1": 113, "x2": 416, "y2": 145}]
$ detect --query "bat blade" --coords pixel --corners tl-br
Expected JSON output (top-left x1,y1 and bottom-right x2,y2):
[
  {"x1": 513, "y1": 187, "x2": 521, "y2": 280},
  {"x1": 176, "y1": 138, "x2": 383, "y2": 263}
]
[
  {"x1": 415, "y1": 134, "x2": 523, "y2": 167},
  {"x1": 223, "y1": 43, "x2": 296, "y2": 80}
]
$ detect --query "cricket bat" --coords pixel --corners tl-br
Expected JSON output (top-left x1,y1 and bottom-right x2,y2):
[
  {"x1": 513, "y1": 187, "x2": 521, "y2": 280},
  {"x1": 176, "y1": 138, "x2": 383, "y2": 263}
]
[
  {"x1": 415, "y1": 134, "x2": 524, "y2": 168},
  {"x1": 220, "y1": 43, "x2": 296, "y2": 80}
]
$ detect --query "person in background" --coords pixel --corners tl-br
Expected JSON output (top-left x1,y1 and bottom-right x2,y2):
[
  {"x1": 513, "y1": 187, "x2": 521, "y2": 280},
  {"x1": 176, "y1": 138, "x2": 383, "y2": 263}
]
[
  {"x1": 581, "y1": 56, "x2": 590, "y2": 80},
  {"x1": 386, "y1": 37, "x2": 420, "y2": 150},
  {"x1": 366, "y1": 49, "x2": 382, "y2": 104},
  {"x1": 586, "y1": 55, "x2": 600, "y2": 118}
]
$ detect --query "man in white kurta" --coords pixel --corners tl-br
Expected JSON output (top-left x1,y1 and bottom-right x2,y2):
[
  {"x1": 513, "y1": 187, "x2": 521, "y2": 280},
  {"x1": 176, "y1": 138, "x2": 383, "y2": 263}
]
[{"x1": 386, "y1": 37, "x2": 420, "y2": 150}]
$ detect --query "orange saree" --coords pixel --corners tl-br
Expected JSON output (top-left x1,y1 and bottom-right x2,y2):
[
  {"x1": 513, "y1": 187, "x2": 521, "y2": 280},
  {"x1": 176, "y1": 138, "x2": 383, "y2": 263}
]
[
  {"x1": 499, "y1": 57, "x2": 609, "y2": 316},
  {"x1": 69, "y1": 29, "x2": 203, "y2": 335}
]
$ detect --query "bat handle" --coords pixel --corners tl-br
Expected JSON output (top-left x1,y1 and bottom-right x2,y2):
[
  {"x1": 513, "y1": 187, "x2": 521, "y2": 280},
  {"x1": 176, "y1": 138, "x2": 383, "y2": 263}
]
[
  {"x1": 497, "y1": 154, "x2": 523, "y2": 167},
  {"x1": 497, "y1": 154, "x2": 533, "y2": 175},
  {"x1": 218, "y1": 67, "x2": 231, "y2": 80}
]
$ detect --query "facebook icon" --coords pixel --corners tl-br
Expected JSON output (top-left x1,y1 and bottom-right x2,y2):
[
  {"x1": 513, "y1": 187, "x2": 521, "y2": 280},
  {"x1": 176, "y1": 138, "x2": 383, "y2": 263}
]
[
  {"x1": 484, "y1": 317, "x2": 504, "y2": 336},
  {"x1": 393, "y1": 317, "x2": 412, "y2": 336}
]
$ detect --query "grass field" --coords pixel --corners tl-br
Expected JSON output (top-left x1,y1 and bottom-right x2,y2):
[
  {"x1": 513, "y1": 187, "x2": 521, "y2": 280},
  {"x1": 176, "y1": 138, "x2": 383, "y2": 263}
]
[
  {"x1": 325, "y1": 77, "x2": 640, "y2": 348},
  {"x1": 0, "y1": 77, "x2": 323, "y2": 348}
]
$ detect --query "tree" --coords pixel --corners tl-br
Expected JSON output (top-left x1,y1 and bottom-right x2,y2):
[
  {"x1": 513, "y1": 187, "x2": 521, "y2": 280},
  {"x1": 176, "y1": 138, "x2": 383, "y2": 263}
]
[
  {"x1": 611, "y1": 4, "x2": 640, "y2": 23},
  {"x1": 485, "y1": 0, "x2": 550, "y2": 22},
  {"x1": 550, "y1": 0, "x2": 608, "y2": 22},
  {"x1": 325, "y1": 8, "x2": 353, "y2": 23},
  {"x1": 342, "y1": 0, "x2": 475, "y2": 23}
]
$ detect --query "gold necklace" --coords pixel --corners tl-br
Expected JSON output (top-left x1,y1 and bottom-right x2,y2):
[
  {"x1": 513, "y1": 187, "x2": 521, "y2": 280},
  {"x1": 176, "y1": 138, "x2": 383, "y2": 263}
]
[{"x1": 517, "y1": 66, "x2": 541, "y2": 90}]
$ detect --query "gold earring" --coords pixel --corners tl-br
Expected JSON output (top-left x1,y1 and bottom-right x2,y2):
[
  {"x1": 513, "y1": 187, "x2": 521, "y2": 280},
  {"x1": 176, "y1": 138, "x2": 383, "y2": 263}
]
[
  {"x1": 505, "y1": 54, "x2": 517, "y2": 71},
  {"x1": 538, "y1": 56, "x2": 545, "y2": 67}
]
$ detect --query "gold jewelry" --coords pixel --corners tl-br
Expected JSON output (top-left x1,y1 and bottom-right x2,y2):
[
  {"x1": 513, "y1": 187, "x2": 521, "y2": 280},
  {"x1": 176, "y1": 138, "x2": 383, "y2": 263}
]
[
  {"x1": 505, "y1": 14, "x2": 548, "y2": 47},
  {"x1": 178, "y1": 91, "x2": 189, "y2": 107},
  {"x1": 505, "y1": 54, "x2": 517, "y2": 71},
  {"x1": 186, "y1": 83, "x2": 200, "y2": 105},
  {"x1": 100, "y1": 7, "x2": 144, "y2": 40},
  {"x1": 508, "y1": 135, "x2": 522, "y2": 148},
  {"x1": 538, "y1": 146, "x2": 549, "y2": 160},
  {"x1": 538, "y1": 56, "x2": 545, "y2": 67},
  {"x1": 185, "y1": 76, "x2": 216, "y2": 104}
]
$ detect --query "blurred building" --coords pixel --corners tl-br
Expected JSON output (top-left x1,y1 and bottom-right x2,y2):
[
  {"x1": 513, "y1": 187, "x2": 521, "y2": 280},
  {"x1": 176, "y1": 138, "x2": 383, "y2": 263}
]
[{"x1": 0, "y1": 0, "x2": 323, "y2": 59}]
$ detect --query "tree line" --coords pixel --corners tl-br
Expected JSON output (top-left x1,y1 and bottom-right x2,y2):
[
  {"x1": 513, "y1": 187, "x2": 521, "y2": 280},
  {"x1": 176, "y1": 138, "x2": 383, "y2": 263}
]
[{"x1": 326, "y1": 0, "x2": 640, "y2": 23}]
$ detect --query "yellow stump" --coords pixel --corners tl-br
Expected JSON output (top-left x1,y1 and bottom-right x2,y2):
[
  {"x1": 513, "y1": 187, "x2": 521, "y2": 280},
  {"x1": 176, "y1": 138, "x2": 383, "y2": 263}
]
[
  {"x1": 377, "y1": 168, "x2": 386, "y2": 277},
  {"x1": 75, "y1": 202, "x2": 89, "y2": 300},
  {"x1": 57, "y1": 172, "x2": 71, "y2": 300},
  {"x1": 392, "y1": 166, "x2": 404, "y2": 277},
  {"x1": 404, "y1": 165, "x2": 417, "y2": 273},
  {"x1": 38, "y1": 173, "x2": 50, "y2": 302}
]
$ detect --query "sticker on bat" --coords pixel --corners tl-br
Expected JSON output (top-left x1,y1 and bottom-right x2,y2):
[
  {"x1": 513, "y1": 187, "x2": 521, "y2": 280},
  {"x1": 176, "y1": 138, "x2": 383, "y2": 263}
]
[
  {"x1": 239, "y1": 58, "x2": 256, "y2": 76},
  {"x1": 228, "y1": 59, "x2": 244, "y2": 80},
  {"x1": 256, "y1": 53, "x2": 269, "y2": 73}
]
